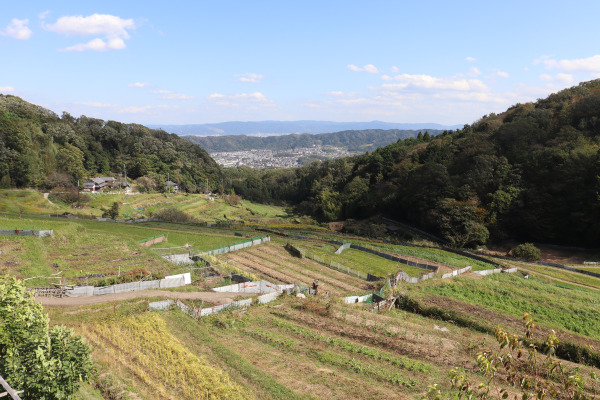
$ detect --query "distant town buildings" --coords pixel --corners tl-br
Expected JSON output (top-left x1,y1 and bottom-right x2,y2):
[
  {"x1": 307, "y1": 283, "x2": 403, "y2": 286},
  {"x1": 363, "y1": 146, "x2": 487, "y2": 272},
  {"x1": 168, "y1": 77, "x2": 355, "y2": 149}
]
[{"x1": 210, "y1": 146, "x2": 356, "y2": 169}]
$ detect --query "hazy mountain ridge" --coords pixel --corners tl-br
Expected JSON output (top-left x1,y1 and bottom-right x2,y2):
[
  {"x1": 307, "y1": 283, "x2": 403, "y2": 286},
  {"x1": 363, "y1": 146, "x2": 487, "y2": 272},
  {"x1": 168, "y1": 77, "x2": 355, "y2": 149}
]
[
  {"x1": 183, "y1": 129, "x2": 444, "y2": 153},
  {"x1": 150, "y1": 120, "x2": 461, "y2": 136}
]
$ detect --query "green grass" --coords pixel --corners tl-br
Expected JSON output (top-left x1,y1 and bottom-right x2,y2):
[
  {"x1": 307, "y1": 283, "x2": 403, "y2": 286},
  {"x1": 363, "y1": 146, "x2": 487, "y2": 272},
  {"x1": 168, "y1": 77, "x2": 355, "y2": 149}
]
[
  {"x1": 511, "y1": 262, "x2": 600, "y2": 289},
  {"x1": 419, "y1": 274, "x2": 600, "y2": 339},
  {"x1": 300, "y1": 242, "x2": 423, "y2": 277},
  {"x1": 367, "y1": 242, "x2": 496, "y2": 271}
]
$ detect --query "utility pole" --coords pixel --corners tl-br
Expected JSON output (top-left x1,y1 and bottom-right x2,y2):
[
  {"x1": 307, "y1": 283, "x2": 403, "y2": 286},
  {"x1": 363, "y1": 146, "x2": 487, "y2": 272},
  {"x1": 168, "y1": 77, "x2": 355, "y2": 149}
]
[
  {"x1": 205, "y1": 178, "x2": 209, "y2": 194},
  {"x1": 123, "y1": 164, "x2": 127, "y2": 191},
  {"x1": 77, "y1": 179, "x2": 80, "y2": 207}
]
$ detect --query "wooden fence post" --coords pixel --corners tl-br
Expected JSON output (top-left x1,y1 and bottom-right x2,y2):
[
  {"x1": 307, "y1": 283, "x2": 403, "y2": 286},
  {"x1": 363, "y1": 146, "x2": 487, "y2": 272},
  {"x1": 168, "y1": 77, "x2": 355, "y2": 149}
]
[{"x1": 0, "y1": 375, "x2": 23, "y2": 400}]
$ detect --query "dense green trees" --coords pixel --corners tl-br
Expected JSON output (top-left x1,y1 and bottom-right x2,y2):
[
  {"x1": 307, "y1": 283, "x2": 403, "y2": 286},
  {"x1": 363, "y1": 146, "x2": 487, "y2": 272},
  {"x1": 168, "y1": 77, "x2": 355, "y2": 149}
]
[
  {"x1": 227, "y1": 80, "x2": 600, "y2": 247},
  {"x1": 0, "y1": 95, "x2": 222, "y2": 192},
  {"x1": 0, "y1": 276, "x2": 93, "y2": 399}
]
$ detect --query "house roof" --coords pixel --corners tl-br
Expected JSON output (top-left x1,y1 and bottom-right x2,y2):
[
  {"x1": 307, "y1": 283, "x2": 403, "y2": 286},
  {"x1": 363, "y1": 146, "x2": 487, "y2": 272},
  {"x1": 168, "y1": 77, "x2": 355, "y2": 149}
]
[{"x1": 166, "y1": 180, "x2": 178, "y2": 186}]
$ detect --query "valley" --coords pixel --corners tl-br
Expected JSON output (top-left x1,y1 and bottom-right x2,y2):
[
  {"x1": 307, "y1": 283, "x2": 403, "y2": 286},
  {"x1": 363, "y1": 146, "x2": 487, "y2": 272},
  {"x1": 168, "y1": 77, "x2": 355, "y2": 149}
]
[{"x1": 0, "y1": 189, "x2": 598, "y2": 399}]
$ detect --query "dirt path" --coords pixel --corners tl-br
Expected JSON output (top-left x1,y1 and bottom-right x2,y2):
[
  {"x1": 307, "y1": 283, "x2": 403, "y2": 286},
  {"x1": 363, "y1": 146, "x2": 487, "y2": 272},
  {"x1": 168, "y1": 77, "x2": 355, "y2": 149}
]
[{"x1": 37, "y1": 290, "x2": 248, "y2": 308}]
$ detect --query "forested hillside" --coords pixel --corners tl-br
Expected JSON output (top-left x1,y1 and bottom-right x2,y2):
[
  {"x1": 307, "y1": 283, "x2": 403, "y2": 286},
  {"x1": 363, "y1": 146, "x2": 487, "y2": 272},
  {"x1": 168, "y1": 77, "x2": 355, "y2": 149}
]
[
  {"x1": 0, "y1": 95, "x2": 222, "y2": 191},
  {"x1": 227, "y1": 80, "x2": 600, "y2": 247},
  {"x1": 184, "y1": 129, "x2": 442, "y2": 152}
]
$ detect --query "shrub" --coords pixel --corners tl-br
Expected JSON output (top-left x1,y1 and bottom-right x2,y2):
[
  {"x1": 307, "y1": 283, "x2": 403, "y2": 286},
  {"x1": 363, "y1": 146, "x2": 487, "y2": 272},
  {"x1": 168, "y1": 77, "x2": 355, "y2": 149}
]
[
  {"x1": 49, "y1": 186, "x2": 90, "y2": 204},
  {"x1": 102, "y1": 201, "x2": 120, "y2": 219},
  {"x1": 155, "y1": 207, "x2": 196, "y2": 223},
  {"x1": 512, "y1": 242, "x2": 541, "y2": 261},
  {"x1": 0, "y1": 276, "x2": 93, "y2": 399}
]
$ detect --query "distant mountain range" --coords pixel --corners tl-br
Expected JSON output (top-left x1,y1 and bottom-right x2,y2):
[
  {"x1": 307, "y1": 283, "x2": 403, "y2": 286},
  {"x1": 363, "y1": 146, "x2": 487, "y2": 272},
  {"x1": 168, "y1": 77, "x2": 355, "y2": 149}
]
[
  {"x1": 183, "y1": 129, "x2": 444, "y2": 153},
  {"x1": 148, "y1": 120, "x2": 462, "y2": 136}
]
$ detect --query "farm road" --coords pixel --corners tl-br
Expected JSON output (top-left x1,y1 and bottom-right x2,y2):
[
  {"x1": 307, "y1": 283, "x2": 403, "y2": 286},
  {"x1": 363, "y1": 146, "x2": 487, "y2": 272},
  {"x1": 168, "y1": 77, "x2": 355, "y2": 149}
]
[{"x1": 37, "y1": 290, "x2": 248, "y2": 308}]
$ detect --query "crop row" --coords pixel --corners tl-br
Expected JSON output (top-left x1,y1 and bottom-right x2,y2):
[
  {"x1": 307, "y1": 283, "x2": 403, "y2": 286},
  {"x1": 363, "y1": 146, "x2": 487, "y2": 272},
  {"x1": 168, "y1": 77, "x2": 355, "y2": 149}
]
[
  {"x1": 242, "y1": 328, "x2": 299, "y2": 349},
  {"x1": 84, "y1": 313, "x2": 247, "y2": 400},
  {"x1": 269, "y1": 316, "x2": 431, "y2": 372},
  {"x1": 314, "y1": 350, "x2": 417, "y2": 387}
]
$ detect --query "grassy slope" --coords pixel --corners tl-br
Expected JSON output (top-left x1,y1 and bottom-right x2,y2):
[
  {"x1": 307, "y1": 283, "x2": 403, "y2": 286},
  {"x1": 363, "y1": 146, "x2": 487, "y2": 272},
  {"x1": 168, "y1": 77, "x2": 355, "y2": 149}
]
[
  {"x1": 0, "y1": 189, "x2": 289, "y2": 223},
  {"x1": 413, "y1": 273, "x2": 600, "y2": 339}
]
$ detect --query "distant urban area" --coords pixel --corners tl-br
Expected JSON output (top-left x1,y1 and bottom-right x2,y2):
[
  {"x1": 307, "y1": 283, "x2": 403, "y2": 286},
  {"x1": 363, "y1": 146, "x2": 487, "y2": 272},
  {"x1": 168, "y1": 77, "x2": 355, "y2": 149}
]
[{"x1": 211, "y1": 145, "x2": 357, "y2": 168}]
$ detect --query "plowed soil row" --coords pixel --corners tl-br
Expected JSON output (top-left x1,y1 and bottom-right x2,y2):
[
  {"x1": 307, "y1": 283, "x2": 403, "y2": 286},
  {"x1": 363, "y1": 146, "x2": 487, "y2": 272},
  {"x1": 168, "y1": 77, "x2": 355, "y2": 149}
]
[
  {"x1": 228, "y1": 252, "x2": 337, "y2": 293},
  {"x1": 224, "y1": 253, "x2": 296, "y2": 285},
  {"x1": 240, "y1": 251, "x2": 346, "y2": 295},
  {"x1": 245, "y1": 246, "x2": 364, "y2": 294},
  {"x1": 252, "y1": 245, "x2": 369, "y2": 291}
]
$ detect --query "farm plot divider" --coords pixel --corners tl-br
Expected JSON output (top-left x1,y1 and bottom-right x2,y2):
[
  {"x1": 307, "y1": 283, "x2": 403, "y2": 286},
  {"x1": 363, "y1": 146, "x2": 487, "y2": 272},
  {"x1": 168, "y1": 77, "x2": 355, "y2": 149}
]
[{"x1": 295, "y1": 246, "x2": 370, "y2": 281}]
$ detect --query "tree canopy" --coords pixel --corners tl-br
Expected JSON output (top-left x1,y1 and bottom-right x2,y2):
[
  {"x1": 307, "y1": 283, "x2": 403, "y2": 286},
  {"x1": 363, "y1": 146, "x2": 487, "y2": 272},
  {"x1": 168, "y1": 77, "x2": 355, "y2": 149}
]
[{"x1": 0, "y1": 95, "x2": 223, "y2": 192}]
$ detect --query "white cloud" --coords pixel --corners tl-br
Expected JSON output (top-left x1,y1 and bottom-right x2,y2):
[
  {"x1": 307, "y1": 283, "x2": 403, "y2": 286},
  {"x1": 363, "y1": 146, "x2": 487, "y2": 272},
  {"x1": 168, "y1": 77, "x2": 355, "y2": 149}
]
[
  {"x1": 235, "y1": 73, "x2": 264, "y2": 83},
  {"x1": 542, "y1": 55, "x2": 600, "y2": 73},
  {"x1": 469, "y1": 67, "x2": 482, "y2": 76},
  {"x1": 380, "y1": 73, "x2": 488, "y2": 92},
  {"x1": 151, "y1": 90, "x2": 193, "y2": 101},
  {"x1": 60, "y1": 37, "x2": 126, "y2": 52},
  {"x1": 465, "y1": 57, "x2": 477, "y2": 62},
  {"x1": 76, "y1": 101, "x2": 116, "y2": 107},
  {"x1": 391, "y1": 66, "x2": 400, "y2": 73},
  {"x1": 38, "y1": 11, "x2": 50, "y2": 21},
  {"x1": 117, "y1": 104, "x2": 177, "y2": 114},
  {"x1": 1, "y1": 18, "x2": 33, "y2": 40},
  {"x1": 208, "y1": 92, "x2": 274, "y2": 107},
  {"x1": 45, "y1": 14, "x2": 135, "y2": 51},
  {"x1": 348, "y1": 64, "x2": 379, "y2": 74},
  {"x1": 210, "y1": 92, "x2": 271, "y2": 102},
  {"x1": 326, "y1": 91, "x2": 346, "y2": 97},
  {"x1": 495, "y1": 71, "x2": 509, "y2": 78},
  {"x1": 0, "y1": 86, "x2": 15, "y2": 92},
  {"x1": 539, "y1": 73, "x2": 574, "y2": 84},
  {"x1": 128, "y1": 82, "x2": 150, "y2": 88}
]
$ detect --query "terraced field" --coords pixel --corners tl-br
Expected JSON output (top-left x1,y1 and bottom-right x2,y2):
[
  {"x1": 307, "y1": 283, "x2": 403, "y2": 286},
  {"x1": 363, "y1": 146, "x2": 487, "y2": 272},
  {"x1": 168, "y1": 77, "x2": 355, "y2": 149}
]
[
  {"x1": 222, "y1": 243, "x2": 370, "y2": 295},
  {"x1": 297, "y1": 242, "x2": 425, "y2": 277},
  {"x1": 160, "y1": 299, "x2": 450, "y2": 400},
  {"x1": 0, "y1": 215, "x2": 245, "y2": 286}
]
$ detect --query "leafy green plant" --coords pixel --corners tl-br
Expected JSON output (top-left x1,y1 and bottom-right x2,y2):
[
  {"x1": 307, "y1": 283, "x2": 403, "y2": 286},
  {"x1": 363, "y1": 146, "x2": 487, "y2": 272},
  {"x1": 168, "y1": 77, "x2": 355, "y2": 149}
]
[{"x1": 0, "y1": 276, "x2": 93, "y2": 399}]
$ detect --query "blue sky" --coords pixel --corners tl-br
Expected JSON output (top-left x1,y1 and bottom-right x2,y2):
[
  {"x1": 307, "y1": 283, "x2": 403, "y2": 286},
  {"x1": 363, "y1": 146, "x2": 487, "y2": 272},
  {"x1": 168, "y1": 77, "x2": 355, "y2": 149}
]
[{"x1": 2, "y1": 0, "x2": 600, "y2": 125}]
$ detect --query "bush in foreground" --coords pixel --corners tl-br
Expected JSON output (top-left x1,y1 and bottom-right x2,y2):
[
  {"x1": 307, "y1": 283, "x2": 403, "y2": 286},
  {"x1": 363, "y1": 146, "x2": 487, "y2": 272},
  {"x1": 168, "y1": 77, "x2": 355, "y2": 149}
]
[{"x1": 0, "y1": 276, "x2": 93, "y2": 399}]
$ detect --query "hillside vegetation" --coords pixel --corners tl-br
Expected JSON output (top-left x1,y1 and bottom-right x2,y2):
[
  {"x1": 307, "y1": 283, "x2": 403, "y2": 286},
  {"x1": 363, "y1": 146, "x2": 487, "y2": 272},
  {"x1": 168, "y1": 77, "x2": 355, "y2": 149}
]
[
  {"x1": 0, "y1": 95, "x2": 221, "y2": 192},
  {"x1": 227, "y1": 80, "x2": 600, "y2": 247}
]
